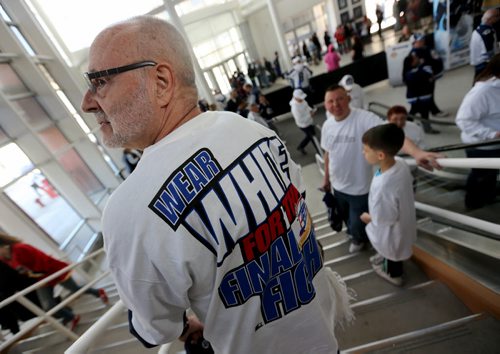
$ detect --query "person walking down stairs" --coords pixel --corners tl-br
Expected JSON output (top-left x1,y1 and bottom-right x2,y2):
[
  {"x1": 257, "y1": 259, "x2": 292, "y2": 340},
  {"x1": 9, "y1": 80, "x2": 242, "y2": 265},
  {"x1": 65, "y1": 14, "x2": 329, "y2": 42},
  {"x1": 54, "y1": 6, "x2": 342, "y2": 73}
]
[{"x1": 0, "y1": 231, "x2": 109, "y2": 330}]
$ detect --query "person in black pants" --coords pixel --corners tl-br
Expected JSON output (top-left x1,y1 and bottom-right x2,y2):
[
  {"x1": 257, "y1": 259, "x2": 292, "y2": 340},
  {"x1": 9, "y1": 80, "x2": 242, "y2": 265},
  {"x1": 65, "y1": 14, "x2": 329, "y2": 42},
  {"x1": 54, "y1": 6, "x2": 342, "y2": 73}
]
[{"x1": 403, "y1": 51, "x2": 440, "y2": 134}]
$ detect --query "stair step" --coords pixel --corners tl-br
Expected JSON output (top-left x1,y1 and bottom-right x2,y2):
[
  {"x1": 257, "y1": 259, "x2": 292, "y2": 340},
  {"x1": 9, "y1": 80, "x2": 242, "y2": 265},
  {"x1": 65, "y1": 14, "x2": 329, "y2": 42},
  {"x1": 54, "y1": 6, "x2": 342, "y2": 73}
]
[
  {"x1": 337, "y1": 281, "x2": 472, "y2": 349},
  {"x1": 368, "y1": 315, "x2": 500, "y2": 354},
  {"x1": 90, "y1": 337, "x2": 157, "y2": 354},
  {"x1": 342, "y1": 313, "x2": 483, "y2": 353},
  {"x1": 72, "y1": 290, "x2": 120, "y2": 310},
  {"x1": 344, "y1": 258, "x2": 429, "y2": 302},
  {"x1": 8, "y1": 329, "x2": 69, "y2": 353},
  {"x1": 326, "y1": 252, "x2": 371, "y2": 277}
]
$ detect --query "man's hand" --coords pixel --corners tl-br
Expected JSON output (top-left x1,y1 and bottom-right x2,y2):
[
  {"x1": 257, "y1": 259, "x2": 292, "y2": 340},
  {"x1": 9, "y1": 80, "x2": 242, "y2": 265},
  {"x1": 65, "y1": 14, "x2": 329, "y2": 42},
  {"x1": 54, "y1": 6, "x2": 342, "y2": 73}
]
[
  {"x1": 360, "y1": 212, "x2": 371, "y2": 224},
  {"x1": 414, "y1": 150, "x2": 444, "y2": 171},
  {"x1": 179, "y1": 315, "x2": 204, "y2": 343},
  {"x1": 321, "y1": 178, "x2": 331, "y2": 193}
]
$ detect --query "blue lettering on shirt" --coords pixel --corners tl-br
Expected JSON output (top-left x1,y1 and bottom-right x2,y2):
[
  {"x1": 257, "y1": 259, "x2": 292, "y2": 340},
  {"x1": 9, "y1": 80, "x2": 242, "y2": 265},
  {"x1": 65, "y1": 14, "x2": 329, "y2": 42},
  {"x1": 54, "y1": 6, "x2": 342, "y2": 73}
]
[{"x1": 149, "y1": 137, "x2": 322, "y2": 327}]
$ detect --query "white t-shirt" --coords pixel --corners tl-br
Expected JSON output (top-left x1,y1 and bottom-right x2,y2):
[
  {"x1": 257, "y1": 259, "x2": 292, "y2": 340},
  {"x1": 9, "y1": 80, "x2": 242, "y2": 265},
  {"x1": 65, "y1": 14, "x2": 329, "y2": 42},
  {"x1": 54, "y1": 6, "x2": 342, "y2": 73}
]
[
  {"x1": 384, "y1": 121, "x2": 426, "y2": 152},
  {"x1": 103, "y1": 111, "x2": 338, "y2": 354},
  {"x1": 403, "y1": 121, "x2": 426, "y2": 150},
  {"x1": 321, "y1": 108, "x2": 382, "y2": 195},
  {"x1": 366, "y1": 159, "x2": 417, "y2": 261},
  {"x1": 456, "y1": 77, "x2": 500, "y2": 144},
  {"x1": 290, "y1": 99, "x2": 313, "y2": 128},
  {"x1": 470, "y1": 28, "x2": 499, "y2": 66}
]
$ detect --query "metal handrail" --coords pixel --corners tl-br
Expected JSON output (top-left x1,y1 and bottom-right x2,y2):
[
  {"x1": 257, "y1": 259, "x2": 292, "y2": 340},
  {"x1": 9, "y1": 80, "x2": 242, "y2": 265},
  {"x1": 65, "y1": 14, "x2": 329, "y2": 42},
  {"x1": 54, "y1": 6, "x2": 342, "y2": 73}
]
[
  {"x1": 66, "y1": 299, "x2": 172, "y2": 353},
  {"x1": 0, "y1": 248, "x2": 105, "y2": 310},
  {"x1": 416, "y1": 202, "x2": 500, "y2": 239},
  {"x1": 0, "y1": 248, "x2": 107, "y2": 351},
  {"x1": 66, "y1": 300, "x2": 126, "y2": 353},
  {"x1": 427, "y1": 138, "x2": 500, "y2": 153},
  {"x1": 403, "y1": 158, "x2": 500, "y2": 169},
  {"x1": 0, "y1": 271, "x2": 110, "y2": 351},
  {"x1": 368, "y1": 101, "x2": 457, "y2": 126}
]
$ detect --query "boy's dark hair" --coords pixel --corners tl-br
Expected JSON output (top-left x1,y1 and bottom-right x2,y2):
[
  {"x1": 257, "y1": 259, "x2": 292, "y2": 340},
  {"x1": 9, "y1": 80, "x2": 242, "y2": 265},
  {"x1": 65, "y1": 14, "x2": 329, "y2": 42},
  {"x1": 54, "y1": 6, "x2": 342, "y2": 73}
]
[
  {"x1": 387, "y1": 105, "x2": 408, "y2": 119},
  {"x1": 362, "y1": 124, "x2": 405, "y2": 156}
]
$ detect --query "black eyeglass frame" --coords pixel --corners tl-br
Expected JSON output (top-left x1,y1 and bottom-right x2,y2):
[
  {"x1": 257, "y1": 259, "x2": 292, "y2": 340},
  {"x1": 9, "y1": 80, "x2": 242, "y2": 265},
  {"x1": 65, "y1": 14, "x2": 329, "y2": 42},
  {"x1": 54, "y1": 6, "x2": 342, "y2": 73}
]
[{"x1": 84, "y1": 60, "x2": 157, "y2": 93}]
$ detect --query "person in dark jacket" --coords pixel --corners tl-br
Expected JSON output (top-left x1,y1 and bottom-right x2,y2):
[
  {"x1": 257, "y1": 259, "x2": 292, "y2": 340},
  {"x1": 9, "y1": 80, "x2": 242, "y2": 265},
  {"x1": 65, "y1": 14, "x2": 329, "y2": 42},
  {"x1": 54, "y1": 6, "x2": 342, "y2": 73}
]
[
  {"x1": 403, "y1": 51, "x2": 439, "y2": 134},
  {"x1": 0, "y1": 261, "x2": 40, "y2": 333}
]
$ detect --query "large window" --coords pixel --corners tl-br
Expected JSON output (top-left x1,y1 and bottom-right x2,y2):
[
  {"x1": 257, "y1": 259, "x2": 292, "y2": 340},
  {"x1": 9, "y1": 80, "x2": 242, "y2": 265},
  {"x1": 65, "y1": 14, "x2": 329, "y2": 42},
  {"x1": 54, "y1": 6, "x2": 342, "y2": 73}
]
[
  {"x1": 0, "y1": 144, "x2": 83, "y2": 245},
  {"x1": 187, "y1": 13, "x2": 249, "y2": 94}
]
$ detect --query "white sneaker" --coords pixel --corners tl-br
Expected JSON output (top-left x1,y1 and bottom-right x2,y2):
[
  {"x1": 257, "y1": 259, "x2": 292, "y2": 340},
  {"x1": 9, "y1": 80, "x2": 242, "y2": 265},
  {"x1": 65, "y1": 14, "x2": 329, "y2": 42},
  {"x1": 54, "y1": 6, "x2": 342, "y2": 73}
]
[
  {"x1": 369, "y1": 253, "x2": 384, "y2": 265},
  {"x1": 372, "y1": 264, "x2": 403, "y2": 286},
  {"x1": 349, "y1": 242, "x2": 364, "y2": 253}
]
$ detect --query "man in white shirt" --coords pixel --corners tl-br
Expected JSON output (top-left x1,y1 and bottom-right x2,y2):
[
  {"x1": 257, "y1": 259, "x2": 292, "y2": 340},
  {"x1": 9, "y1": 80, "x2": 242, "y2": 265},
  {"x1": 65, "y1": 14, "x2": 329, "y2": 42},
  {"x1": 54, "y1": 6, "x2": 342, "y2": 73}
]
[
  {"x1": 456, "y1": 54, "x2": 500, "y2": 209},
  {"x1": 321, "y1": 84, "x2": 440, "y2": 253},
  {"x1": 470, "y1": 8, "x2": 500, "y2": 78},
  {"x1": 81, "y1": 15, "x2": 340, "y2": 354}
]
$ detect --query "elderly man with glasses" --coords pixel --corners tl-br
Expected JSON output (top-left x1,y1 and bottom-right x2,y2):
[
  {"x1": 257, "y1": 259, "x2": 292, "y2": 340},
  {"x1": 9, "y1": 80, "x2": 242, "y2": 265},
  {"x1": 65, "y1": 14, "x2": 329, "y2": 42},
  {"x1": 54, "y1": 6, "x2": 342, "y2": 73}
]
[{"x1": 81, "y1": 16, "x2": 345, "y2": 354}]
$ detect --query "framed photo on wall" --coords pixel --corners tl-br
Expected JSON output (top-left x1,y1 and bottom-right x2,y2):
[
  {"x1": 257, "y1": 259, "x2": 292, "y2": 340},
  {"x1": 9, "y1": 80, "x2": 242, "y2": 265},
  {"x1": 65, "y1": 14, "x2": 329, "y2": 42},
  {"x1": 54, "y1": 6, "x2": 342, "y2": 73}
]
[
  {"x1": 338, "y1": 0, "x2": 347, "y2": 10},
  {"x1": 353, "y1": 5, "x2": 363, "y2": 19},
  {"x1": 340, "y1": 11, "x2": 350, "y2": 24}
]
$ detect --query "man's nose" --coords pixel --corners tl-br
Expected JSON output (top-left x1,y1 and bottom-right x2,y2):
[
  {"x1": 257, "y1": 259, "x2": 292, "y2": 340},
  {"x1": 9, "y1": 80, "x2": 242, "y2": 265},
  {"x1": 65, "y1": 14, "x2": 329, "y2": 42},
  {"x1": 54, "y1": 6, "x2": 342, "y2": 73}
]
[{"x1": 81, "y1": 90, "x2": 99, "y2": 113}]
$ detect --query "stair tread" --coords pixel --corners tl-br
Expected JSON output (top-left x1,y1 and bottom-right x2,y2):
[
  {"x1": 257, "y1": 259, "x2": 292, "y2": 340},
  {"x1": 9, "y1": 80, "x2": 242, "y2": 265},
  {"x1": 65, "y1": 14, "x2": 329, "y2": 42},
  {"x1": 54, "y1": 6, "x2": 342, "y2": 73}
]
[
  {"x1": 337, "y1": 282, "x2": 472, "y2": 349},
  {"x1": 368, "y1": 315, "x2": 500, "y2": 354},
  {"x1": 344, "y1": 258, "x2": 429, "y2": 302}
]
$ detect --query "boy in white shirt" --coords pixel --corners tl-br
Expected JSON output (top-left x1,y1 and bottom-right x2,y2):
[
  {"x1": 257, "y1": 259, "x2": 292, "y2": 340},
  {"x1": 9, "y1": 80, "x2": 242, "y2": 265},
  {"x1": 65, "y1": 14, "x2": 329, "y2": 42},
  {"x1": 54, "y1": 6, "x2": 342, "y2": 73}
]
[{"x1": 360, "y1": 124, "x2": 417, "y2": 286}]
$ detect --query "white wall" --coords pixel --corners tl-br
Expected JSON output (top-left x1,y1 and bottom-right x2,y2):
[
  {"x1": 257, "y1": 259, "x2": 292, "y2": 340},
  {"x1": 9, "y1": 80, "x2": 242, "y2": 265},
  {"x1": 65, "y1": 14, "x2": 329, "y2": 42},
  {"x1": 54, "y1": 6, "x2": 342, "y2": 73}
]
[
  {"x1": 245, "y1": 0, "x2": 326, "y2": 63},
  {"x1": 275, "y1": 0, "x2": 323, "y2": 21},
  {"x1": 247, "y1": 7, "x2": 278, "y2": 62}
]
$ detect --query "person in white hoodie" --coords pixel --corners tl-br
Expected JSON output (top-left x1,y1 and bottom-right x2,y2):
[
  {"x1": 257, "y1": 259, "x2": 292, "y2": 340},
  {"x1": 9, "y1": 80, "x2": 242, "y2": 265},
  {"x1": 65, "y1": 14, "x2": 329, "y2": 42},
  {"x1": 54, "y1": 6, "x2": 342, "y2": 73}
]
[
  {"x1": 290, "y1": 89, "x2": 321, "y2": 155},
  {"x1": 339, "y1": 74, "x2": 365, "y2": 109},
  {"x1": 456, "y1": 53, "x2": 500, "y2": 209}
]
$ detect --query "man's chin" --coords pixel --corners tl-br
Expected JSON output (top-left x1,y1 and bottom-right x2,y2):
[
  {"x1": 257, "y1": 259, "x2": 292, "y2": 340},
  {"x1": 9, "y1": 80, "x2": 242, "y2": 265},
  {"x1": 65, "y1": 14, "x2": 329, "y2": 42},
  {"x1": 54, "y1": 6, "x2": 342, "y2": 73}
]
[{"x1": 101, "y1": 135, "x2": 125, "y2": 149}]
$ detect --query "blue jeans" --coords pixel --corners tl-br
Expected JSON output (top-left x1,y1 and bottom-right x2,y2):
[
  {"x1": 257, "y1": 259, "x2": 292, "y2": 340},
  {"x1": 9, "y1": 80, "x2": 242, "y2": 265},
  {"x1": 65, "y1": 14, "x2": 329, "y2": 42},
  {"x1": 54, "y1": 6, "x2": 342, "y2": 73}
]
[{"x1": 333, "y1": 189, "x2": 369, "y2": 244}]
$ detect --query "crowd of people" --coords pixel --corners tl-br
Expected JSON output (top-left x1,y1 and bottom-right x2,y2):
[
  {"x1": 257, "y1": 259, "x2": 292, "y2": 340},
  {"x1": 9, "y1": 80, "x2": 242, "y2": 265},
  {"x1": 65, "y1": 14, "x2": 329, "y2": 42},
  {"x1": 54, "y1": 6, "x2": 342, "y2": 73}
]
[{"x1": 73, "y1": 14, "x2": 459, "y2": 353}]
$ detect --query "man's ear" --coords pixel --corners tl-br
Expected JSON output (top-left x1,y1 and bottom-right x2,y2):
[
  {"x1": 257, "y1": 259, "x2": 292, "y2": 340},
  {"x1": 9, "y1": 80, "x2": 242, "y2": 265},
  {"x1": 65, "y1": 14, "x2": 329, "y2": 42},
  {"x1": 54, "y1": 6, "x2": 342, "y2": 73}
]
[{"x1": 155, "y1": 63, "x2": 175, "y2": 106}]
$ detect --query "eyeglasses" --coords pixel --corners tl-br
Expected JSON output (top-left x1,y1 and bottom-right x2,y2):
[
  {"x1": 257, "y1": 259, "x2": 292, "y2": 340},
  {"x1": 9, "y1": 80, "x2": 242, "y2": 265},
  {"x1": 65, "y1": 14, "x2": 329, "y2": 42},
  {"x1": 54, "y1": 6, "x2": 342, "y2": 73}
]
[{"x1": 84, "y1": 60, "x2": 157, "y2": 94}]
